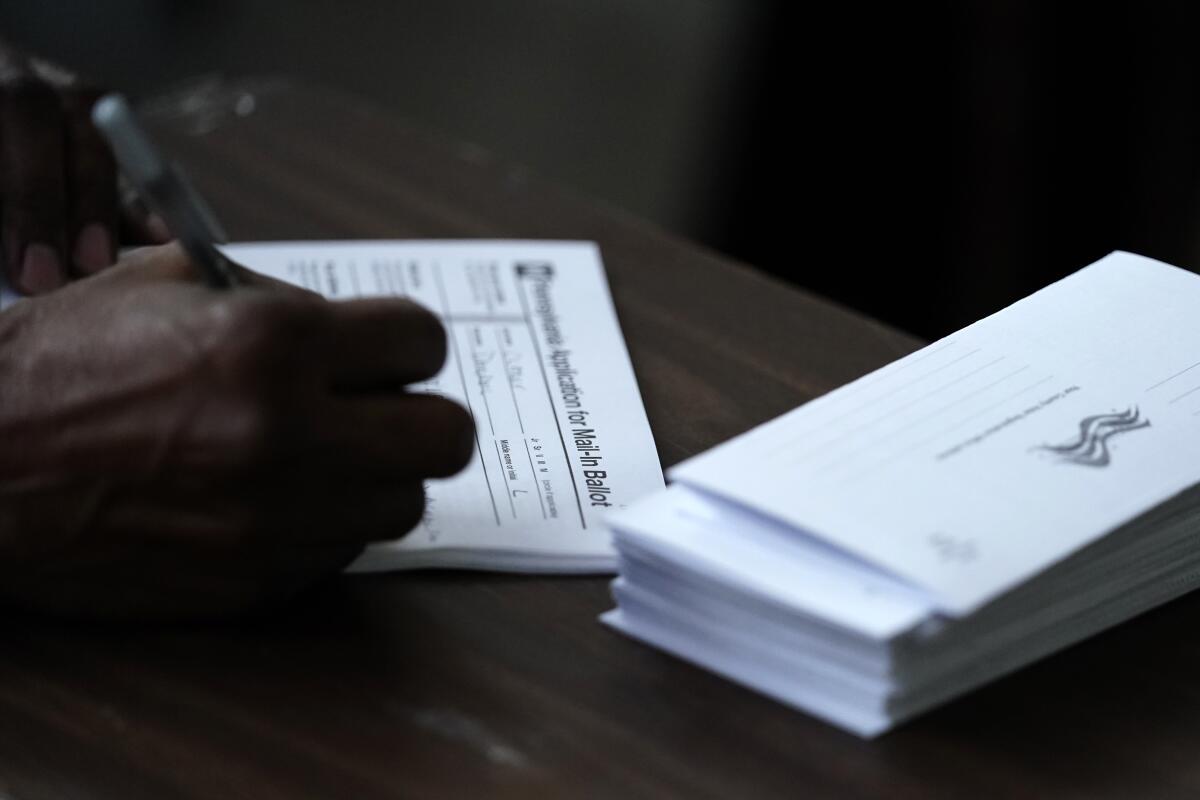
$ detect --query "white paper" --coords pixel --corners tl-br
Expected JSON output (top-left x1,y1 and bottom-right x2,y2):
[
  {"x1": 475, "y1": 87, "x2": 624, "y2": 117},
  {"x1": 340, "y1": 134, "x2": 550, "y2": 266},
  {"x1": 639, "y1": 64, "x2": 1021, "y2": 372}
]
[
  {"x1": 672, "y1": 251, "x2": 1200, "y2": 613},
  {"x1": 608, "y1": 484, "x2": 933, "y2": 640},
  {"x1": 221, "y1": 240, "x2": 663, "y2": 572}
]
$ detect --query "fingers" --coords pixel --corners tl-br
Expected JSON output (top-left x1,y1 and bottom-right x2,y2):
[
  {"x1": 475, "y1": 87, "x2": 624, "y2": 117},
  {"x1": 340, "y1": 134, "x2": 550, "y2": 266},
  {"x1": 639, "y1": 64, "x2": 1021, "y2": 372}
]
[
  {"x1": 0, "y1": 63, "x2": 68, "y2": 293},
  {"x1": 316, "y1": 392, "x2": 476, "y2": 479},
  {"x1": 30, "y1": 58, "x2": 117, "y2": 277},
  {"x1": 0, "y1": 52, "x2": 122, "y2": 293},
  {"x1": 251, "y1": 480, "x2": 428, "y2": 546},
  {"x1": 61, "y1": 85, "x2": 117, "y2": 275},
  {"x1": 322, "y1": 297, "x2": 448, "y2": 390},
  {"x1": 104, "y1": 250, "x2": 448, "y2": 396}
]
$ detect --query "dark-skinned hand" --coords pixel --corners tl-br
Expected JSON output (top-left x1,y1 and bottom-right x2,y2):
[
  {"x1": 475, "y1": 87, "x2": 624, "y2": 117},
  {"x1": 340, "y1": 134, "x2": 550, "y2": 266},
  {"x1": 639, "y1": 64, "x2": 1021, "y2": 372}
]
[
  {"x1": 0, "y1": 38, "x2": 168, "y2": 295},
  {"x1": 0, "y1": 243, "x2": 475, "y2": 620}
]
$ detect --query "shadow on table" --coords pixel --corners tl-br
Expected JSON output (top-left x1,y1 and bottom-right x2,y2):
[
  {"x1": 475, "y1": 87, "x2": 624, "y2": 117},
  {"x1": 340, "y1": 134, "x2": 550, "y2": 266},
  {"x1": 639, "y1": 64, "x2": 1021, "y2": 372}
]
[
  {"x1": 0, "y1": 573, "x2": 574, "y2": 797},
  {"x1": 872, "y1": 590, "x2": 1200, "y2": 796}
]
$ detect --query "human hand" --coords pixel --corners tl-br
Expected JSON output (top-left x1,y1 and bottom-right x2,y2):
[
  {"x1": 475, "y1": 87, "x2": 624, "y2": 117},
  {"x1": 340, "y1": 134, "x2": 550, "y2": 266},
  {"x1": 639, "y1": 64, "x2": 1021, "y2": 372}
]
[
  {"x1": 0, "y1": 243, "x2": 474, "y2": 619},
  {"x1": 0, "y1": 39, "x2": 168, "y2": 296}
]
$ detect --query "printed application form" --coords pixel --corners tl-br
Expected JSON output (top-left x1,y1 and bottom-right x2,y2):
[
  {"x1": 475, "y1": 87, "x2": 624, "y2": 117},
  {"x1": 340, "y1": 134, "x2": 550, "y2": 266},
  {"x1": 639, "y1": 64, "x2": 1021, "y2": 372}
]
[{"x1": 223, "y1": 240, "x2": 664, "y2": 572}]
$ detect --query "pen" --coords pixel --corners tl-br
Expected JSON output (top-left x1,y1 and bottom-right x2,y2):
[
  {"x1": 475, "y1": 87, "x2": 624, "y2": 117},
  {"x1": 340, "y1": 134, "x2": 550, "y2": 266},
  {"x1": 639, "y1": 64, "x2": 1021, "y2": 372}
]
[{"x1": 91, "y1": 93, "x2": 240, "y2": 289}]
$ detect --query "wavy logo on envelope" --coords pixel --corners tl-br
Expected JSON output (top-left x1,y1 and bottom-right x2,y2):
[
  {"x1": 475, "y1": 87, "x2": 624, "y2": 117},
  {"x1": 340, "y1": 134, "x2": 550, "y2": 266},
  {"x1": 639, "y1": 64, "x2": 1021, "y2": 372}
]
[{"x1": 1035, "y1": 407, "x2": 1150, "y2": 467}]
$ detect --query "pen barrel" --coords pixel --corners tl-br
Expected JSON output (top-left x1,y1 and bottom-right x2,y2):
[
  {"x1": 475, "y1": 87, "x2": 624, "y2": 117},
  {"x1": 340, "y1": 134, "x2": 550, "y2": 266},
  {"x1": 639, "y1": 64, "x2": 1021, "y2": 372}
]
[{"x1": 143, "y1": 170, "x2": 238, "y2": 289}]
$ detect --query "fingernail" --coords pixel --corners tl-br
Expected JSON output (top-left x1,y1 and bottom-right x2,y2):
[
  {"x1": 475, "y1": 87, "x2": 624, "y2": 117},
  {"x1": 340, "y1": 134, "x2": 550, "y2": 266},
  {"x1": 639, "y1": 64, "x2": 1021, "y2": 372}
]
[
  {"x1": 19, "y1": 244, "x2": 64, "y2": 294},
  {"x1": 73, "y1": 223, "x2": 113, "y2": 274}
]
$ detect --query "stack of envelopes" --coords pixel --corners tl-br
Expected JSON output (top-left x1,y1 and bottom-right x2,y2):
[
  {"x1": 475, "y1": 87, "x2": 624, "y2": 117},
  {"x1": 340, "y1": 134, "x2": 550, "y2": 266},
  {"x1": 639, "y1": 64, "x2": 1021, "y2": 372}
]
[{"x1": 603, "y1": 252, "x2": 1200, "y2": 736}]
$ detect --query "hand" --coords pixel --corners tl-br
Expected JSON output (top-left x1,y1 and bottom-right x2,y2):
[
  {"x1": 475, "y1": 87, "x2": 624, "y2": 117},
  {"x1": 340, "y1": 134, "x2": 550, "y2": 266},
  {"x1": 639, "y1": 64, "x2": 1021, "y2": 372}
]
[
  {"x1": 0, "y1": 39, "x2": 168, "y2": 296},
  {"x1": 0, "y1": 243, "x2": 474, "y2": 619}
]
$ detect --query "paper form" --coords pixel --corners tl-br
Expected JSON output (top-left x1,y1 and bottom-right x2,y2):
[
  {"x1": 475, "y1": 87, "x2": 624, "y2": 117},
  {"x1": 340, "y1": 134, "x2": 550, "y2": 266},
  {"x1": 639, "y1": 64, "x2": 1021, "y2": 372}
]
[
  {"x1": 673, "y1": 252, "x2": 1200, "y2": 613},
  {"x1": 221, "y1": 240, "x2": 663, "y2": 572}
]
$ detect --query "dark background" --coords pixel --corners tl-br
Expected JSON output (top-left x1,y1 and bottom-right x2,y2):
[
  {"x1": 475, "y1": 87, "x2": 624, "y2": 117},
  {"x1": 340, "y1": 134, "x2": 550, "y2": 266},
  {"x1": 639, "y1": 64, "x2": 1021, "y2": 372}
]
[{"x1": 3, "y1": 0, "x2": 1199, "y2": 339}]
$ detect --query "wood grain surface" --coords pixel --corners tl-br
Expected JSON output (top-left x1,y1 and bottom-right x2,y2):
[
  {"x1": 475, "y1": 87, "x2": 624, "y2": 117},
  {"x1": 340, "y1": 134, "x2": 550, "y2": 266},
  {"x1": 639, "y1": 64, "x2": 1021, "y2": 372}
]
[{"x1": 1, "y1": 78, "x2": 1195, "y2": 799}]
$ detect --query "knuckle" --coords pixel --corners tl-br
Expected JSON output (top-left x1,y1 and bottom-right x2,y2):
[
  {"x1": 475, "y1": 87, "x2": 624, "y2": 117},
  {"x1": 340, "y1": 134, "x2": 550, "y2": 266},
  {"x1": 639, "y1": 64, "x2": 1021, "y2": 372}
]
[
  {"x1": 199, "y1": 383, "x2": 279, "y2": 477},
  {"x1": 196, "y1": 297, "x2": 326, "y2": 470},
  {"x1": 194, "y1": 315, "x2": 283, "y2": 457},
  {"x1": 201, "y1": 299, "x2": 264, "y2": 369},
  {"x1": 206, "y1": 294, "x2": 321, "y2": 375}
]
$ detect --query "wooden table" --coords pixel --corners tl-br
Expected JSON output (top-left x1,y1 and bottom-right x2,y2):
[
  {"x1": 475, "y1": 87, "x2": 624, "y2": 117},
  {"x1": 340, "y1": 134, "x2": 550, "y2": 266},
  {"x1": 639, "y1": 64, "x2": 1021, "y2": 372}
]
[{"x1": 1, "y1": 78, "x2": 1196, "y2": 799}]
